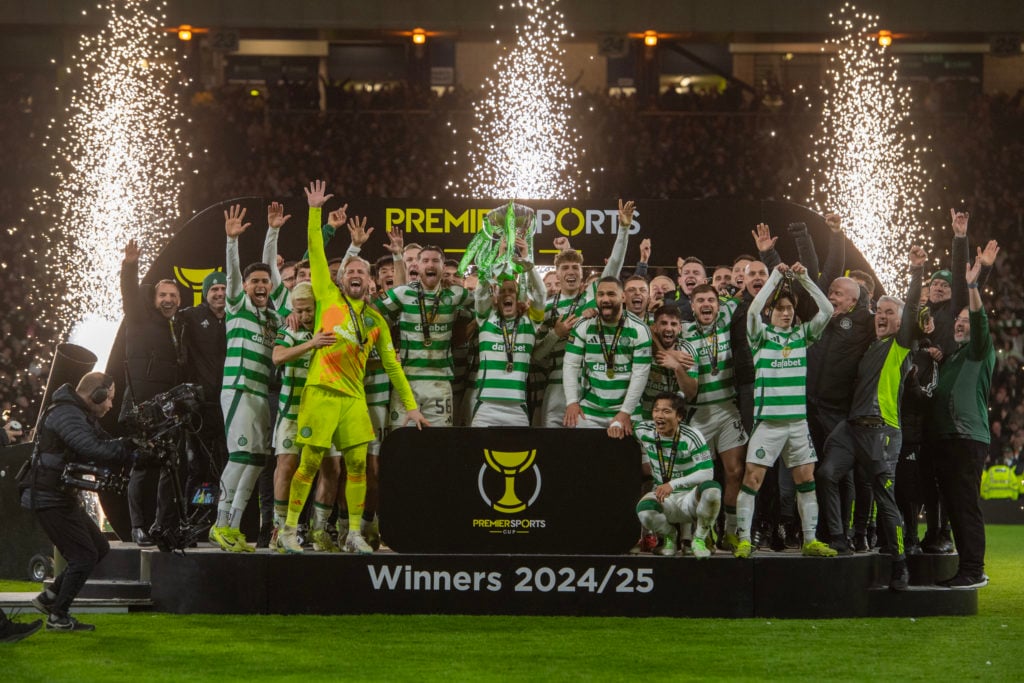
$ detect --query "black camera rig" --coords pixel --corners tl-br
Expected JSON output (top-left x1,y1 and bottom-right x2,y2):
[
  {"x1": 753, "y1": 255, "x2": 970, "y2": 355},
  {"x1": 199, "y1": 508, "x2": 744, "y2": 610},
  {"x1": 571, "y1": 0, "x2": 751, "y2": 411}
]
[{"x1": 120, "y1": 382, "x2": 209, "y2": 553}]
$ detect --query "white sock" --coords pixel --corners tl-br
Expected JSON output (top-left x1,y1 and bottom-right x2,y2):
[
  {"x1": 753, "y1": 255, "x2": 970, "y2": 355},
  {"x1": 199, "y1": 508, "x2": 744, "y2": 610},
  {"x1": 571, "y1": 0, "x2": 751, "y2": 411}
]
[
  {"x1": 736, "y1": 487, "x2": 757, "y2": 542},
  {"x1": 797, "y1": 488, "x2": 819, "y2": 542},
  {"x1": 725, "y1": 510, "x2": 738, "y2": 536},
  {"x1": 695, "y1": 487, "x2": 722, "y2": 539},
  {"x1": 228, "y1": 464, "x2": 263, "y2": 530},
  {"x1": 217, "y1": 461, "x2": 245, "y2": 527},
  {"x1": 312, "y1": 504, "x2": 332, "y2": 532}
]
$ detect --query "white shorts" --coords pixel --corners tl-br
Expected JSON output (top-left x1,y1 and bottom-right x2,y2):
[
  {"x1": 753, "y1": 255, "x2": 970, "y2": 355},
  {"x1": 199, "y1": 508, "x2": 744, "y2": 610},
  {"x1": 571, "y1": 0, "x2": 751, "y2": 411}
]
[
  {"x1": 471, "y1": 401, "x2": 530, "y2": 427},
  {"x1": 274, "y1": 416, "x2": 300, "y2": 455},
  {"x1": 637, "y1": 489, "x2": 701, "y2": 526},
  {"x1": 687, "y1": 401, "x2": 749, "y2": 456},
  {"x1": 221, "y1": 389, "x2": 271, "y2": 459},
  {"x1": 389, "y1": 379, "x2": 453, "y2": 428},
  {"x1": 367, "y1": 404, "x2": 388, "y2": 456},
  {"x1": 536, "y1": 383, "x2": 566, "y2": 428},
  {"x1": 746, "y1": 419, "x2": 817, "y2": 469},
  {"x1": 574, "y1": 412, "x2": 612, "y2": 430}
]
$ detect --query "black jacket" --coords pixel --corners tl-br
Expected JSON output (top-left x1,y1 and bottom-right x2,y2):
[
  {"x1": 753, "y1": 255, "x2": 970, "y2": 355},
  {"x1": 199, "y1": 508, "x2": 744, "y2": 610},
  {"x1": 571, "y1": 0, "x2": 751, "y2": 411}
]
[
  {"x1": 121, "y1": 260, "x2": 183, "y2": 403},
  {"x1": 20, "y1": 384, "x2": 129, "y2": 510},
  {"x1": 807, "y1": 303, "x2": 876, "y2": 413},
  {"x1": 179, "y1": 303, "x2": 226, "y2": 404}
]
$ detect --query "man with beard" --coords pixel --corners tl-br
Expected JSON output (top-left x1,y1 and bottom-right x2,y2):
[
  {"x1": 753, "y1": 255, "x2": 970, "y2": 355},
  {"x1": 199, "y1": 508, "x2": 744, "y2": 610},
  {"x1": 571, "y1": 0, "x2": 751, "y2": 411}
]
[
  {"x1": 471, "y1": 240, "x2": 547, "y2": 426},
  {"x1": 208, "y1": 204, "x2": 283, "y2": 552},
  {"x1": 668, "y1": 257, "x2": 707, "y2": 321},
  {"x1": 279, "y1": 181, "x2": 428, "y2": 554},
  {"x1": 642, "y1": 305, "x2": 698, "y2": 418},
  {"x1": 930, "y1": 254, "x2": 996, "y2": 589},
  {"x1": 563, "y1": 276, "x2": 652, "y2": 438},
  {"x1": 733, "y1": 263, "x2": 837, "y2": 558},
  {"x1": 120, "y1": 239, "x2": 183, "y2": 546},
  {"x1": 711, "y1": 266, "x2": 734, "y2": 297},
  {"x1": 378, "y1": 243, "x2": 473, "y2": 428},
  {"x1": 682, "y1": 283, "x2": 749, "y2": 549},
  {"x1": 533, "y1": 200, "x2": 636, "y2": 427},
  {"x1": 816, "y1": 245, "x2": 926, "y2": 590},
  {"x1": 179, "y1": 271, "x2": 229, "y2": 515},
  {"x1": 635, "y1": 393, "x2": 721, "y2": 558}
]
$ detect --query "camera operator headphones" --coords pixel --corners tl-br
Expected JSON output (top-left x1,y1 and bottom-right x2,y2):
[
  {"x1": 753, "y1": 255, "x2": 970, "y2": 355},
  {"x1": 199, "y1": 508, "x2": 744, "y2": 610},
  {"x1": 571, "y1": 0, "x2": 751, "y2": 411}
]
[{"x1": 90, "y1": 374, "x2": 115, "y2": 404}]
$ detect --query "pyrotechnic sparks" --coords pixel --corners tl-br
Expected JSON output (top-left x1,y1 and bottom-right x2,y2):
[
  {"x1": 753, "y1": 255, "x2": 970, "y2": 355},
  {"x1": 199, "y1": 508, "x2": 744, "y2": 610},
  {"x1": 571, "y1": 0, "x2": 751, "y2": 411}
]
[
  {"x1": 32, "y1": 0, "x2": 186, "y2": 338},
  {"x1": 447, "y1": 0, "x2": 588, "y2": 200},
  {"x1": 797, "y1": 3, "x2": 933, "y2": 294}
]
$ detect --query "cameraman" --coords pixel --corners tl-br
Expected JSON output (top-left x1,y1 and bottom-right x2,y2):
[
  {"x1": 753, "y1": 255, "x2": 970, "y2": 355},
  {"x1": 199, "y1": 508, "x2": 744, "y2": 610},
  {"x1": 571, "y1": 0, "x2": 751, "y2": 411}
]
[{"x1": 20, "y1": 372, "x2": 133, "y2": 632}]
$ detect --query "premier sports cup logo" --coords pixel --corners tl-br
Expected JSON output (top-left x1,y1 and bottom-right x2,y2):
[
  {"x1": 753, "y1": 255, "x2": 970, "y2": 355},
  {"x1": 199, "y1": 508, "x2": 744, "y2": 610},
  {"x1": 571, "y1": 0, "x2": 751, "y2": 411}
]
[{"x1": 478, "y1": 449, "x2": 540, "y2": 513}]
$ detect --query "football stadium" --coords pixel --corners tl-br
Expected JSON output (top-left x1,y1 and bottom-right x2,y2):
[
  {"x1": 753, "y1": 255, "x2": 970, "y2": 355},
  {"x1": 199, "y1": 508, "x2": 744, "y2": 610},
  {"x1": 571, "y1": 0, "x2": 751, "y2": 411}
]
[{"x1": 1, "y1": 0, "x2": 1023, "y2": 679}]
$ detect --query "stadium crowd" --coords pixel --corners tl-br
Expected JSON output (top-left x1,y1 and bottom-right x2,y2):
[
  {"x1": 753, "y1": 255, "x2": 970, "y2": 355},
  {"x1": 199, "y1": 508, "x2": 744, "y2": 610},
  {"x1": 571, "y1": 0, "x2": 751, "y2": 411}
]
[{"x1": 2, "y1": 73, "x2": 1023, "y2": 592}]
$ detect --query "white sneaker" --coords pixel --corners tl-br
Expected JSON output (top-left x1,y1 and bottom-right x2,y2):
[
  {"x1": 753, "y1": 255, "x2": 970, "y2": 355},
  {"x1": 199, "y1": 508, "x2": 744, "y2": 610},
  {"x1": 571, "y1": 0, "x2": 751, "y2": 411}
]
[
  {"x1": 343, "y1": 530, "x2": 373, "y2": 555},
  {"x1": 278, "y1": 526, "x2": 304, "y2": 554}
]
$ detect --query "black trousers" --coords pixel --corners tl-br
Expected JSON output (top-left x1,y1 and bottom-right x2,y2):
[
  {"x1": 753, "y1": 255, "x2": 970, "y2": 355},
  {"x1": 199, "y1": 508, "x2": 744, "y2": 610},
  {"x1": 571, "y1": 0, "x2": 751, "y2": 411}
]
[
  {"x1": 895, "y1": 442, "x2": 923, "y2": 546},
  {"x1": 35, "y1": 502, "x2": 110, "y2": 616},
  {"x1": 933, "y1": 439, "x2": 987, "y2": 577},
  {"x1": 809, "y1": 404, "x2": 856, "y2": 538},
  {"x1": 127, "y1": 462, "x2": 178, "y2": 530},
  {"x1": 816, "y1": 421, "x2": 905, "y2": 560}
]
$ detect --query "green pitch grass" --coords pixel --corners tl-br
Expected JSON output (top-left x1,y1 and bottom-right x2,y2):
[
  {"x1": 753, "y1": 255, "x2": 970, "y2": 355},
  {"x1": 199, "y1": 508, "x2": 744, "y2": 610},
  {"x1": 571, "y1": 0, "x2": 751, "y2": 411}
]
[{"x1": 3, "y1": 525, "x2": 1022, "y2": 681}]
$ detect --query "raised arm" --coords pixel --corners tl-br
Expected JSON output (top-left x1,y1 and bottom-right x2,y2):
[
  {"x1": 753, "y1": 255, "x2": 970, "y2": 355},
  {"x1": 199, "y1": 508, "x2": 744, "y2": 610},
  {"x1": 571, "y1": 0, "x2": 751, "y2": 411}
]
[
  {"x1": 748, "y1": 266, "x2": 783, "y2": 343},
  {"x1": 793, "y1": 263, "x2": 834, "y2": 338},
  {"x1": 303, "y1": 180, "x2": 340, "y2": 302},
  {"x1": 224, "y1": 204, "x2": 251, "y2": 299},
  {"x1": 965, "y1": 254, "x2": 993, "y2": 361},
  {"x1": 752, "y1": 223, "x2": 781, "y2": 271},
  {"x1": 634, "y1": 238, "x2": 651, "y2": 278},
  {"x1": 899, "y1": 246, "x2": 927, "y2": 348},
  {"x1": 818, "y1": 214, "x2": 846, "y2": 289},
  {"x1": 474, "y1": 276, "x2": 492, "y2": 319},
  {"x1": 384, "y1": 227, "x2": 407, "y2": 288},
  {"x1": 950, "y1": 209, "x2": 970, "y2": 317},
  {"x1": 263, "y1": 201, "x2": 291, "y2": 289},
  {"x1": 601, "y1": 199, "x2": 635, "y2": 278},
  {"x1": 121, "y1": 240, "x2": 142, "y2": 318}
]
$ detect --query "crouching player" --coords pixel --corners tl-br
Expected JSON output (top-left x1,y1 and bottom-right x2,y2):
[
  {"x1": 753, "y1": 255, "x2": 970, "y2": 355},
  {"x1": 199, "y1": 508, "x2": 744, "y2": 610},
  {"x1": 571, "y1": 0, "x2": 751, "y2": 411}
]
[
  {"x1": 635, "y1": 393, "x2": 721, "y2": 558},
  {"x1": 734, "y1": 263, "x2": 837, "y2": 558},
  {"x1": 279, "y1": 181, "x2": 429, "y2": 554}
]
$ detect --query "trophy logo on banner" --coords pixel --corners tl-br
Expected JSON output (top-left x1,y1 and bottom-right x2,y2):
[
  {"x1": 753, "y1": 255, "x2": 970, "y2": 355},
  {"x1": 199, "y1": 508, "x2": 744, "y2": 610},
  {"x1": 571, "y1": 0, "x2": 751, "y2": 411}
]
[{"x1": 479, "y1": 449, "x2": 541, "y2": 513}]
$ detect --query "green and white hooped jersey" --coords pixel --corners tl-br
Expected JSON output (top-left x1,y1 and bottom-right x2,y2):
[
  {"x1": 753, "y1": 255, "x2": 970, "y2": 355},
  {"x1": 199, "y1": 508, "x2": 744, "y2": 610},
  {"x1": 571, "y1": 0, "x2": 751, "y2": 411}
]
[
  {"x1": 642, "y1": 339, "x2": 699, "y2": 418},
  {"x1": 748, "y1": 321, "x2": 820, "y2": 422},
  {"x1": 682, "y1": 298, "x2": 738, "y2": 406},
  {"x1": 275, "y1": 326, "x2": 313, "y2": 421},
  {"x1": 223, "y1": 292, "x2": 279, "y2": 397},
  {"x1": 364, "y1": 346, "x2": 390, "y2": 408},
  {"x1": 635, "y1": 421, "x2": 713, "y2": 491},
  {"x1": 565, "y1": 311, "x2": 653, "y2": 420},
  {"x1": 376, "y1": 282, "x2": 473, "y2": 382},
  {"x1": 476, "y1": 311, "x2": 541, "y2": 404},
  {"x1": 539, "y1": 287, "x2": 597, "y2": 386}
]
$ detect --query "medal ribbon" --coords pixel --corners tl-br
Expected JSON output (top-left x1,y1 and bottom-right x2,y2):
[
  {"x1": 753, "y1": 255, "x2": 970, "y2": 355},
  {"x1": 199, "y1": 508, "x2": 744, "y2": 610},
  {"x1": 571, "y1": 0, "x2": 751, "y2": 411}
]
[
  {"x1": 417, "y1": 286, "x2": 442, "y2": 345},
  {"x1": 654, "y1": 427, "x2": 682, "y2": 486},
  {"x1": 597, "y1": 315, "x2": 626, "y2": 376},
  {"x1": 500, "y1": 315, "x2": 520, "y2": 371}
]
